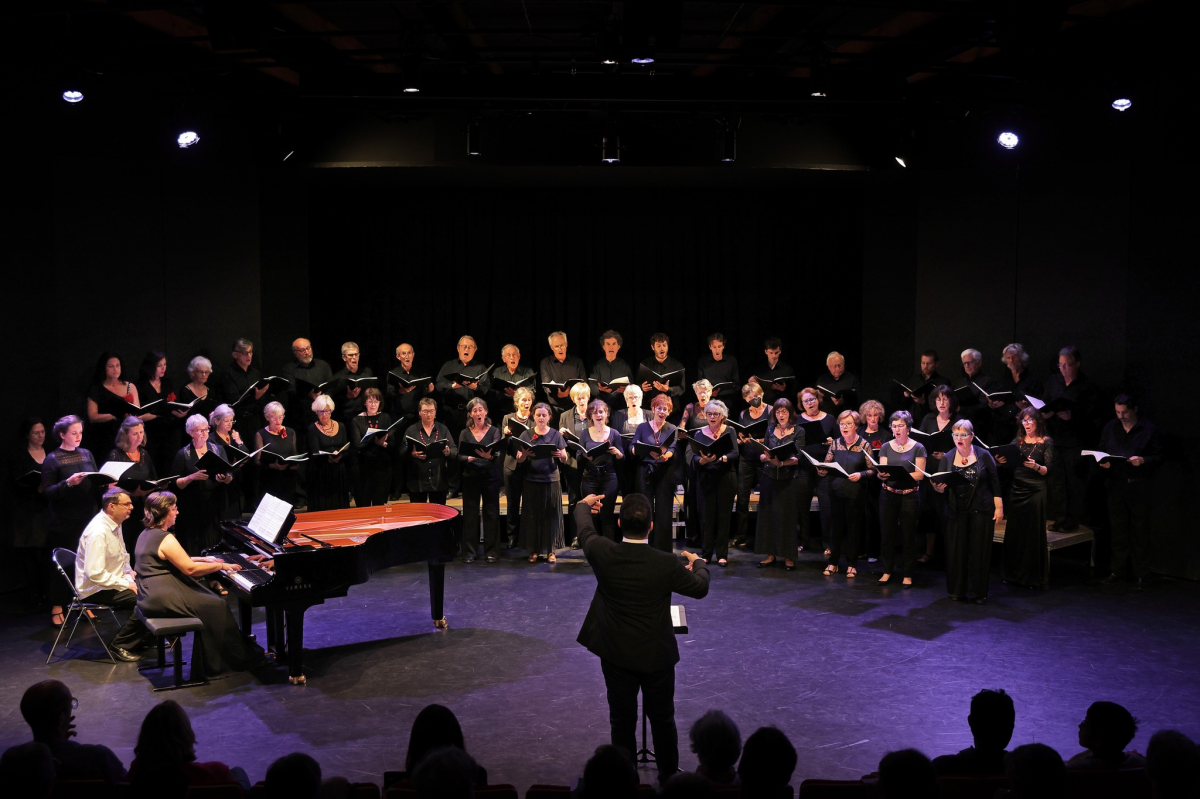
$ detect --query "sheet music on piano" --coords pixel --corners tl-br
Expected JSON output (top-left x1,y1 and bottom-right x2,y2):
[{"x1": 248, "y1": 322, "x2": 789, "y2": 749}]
[{"x1": 247, "y1": 493, "x2": 296, "y2": 547}]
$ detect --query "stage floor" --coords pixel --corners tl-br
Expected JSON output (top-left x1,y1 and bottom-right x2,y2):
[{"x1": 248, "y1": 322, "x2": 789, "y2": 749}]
[{"x1": 1, "y1": 543, "x2": 1197, "y2": 791}]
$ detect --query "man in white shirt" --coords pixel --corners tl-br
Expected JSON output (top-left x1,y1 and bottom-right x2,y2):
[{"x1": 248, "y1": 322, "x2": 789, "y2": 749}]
[{"x1": 74, "y1": 487, "x2": 150, "y2": 661}]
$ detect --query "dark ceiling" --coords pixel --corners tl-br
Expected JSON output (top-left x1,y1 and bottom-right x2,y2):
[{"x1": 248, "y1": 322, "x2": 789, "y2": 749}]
[{"x1": 7, "y1": 1, "x2": 1165, "y2": 168}]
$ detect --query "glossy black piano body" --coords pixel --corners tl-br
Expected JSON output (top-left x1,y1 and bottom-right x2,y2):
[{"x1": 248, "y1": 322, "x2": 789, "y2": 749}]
[{"x1": 212, "y1": 503, "x2": 460, "y2": 683}]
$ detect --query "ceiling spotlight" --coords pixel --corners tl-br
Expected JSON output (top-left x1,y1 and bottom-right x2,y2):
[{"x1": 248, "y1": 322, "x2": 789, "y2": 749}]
[
  {"x1": 467, "y1": 120, "x2": 481, "y2": 156},
  {"x1": 177, "y1": 131, "x2": 200, "y2": 149},
  {"x1": 895, "y1": 156, "x2": 907, "y2": 168},
  {"x1": 601, "y1": 135, "x2": 620, "y2": 163},
  {"x1": 403, "y1": 85, "x2": 420, "y2": 94},
  {"x1": 997, "y1": 131, "x2": 1019, "y2": 150},
  {"x1": 1111, "y1": 98, "x2": 1132, "y2": 112},
  {"x1": 602, "y1": 58, "x2": 617, "y2": 65},
  {"x1": 631, "y1": 56, "x2": 655, "y2": 65},
  {"x1": 810, "y1": 90, "x2": 827, "y2": 98},
  {"x1": 62, "y1": 90, "x2": 84, "y2": 104}
]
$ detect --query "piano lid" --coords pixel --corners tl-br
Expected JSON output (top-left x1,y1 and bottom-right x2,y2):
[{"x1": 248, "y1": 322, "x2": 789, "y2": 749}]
[{"x1": 286, "y1": 503, "x2": 460, "y2": 547}]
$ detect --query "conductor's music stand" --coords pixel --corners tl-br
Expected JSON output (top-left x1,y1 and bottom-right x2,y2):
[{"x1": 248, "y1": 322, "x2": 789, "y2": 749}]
[{"x1": 637, "y1": 604, "x2": 689, "y2": 765}]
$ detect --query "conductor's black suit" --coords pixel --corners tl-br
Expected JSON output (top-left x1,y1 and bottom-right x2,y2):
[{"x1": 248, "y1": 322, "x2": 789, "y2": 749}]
[{"x1": 574, "y1": 501, "x2": 710, "y2": 781}]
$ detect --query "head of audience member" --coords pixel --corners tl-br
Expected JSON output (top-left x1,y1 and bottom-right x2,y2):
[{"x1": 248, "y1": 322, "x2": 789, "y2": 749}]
[
  {"x1": 0, "y1": 742, "x2": 55, "y2": 799},
  {"x1": 650, "y1": 332, "x2": 670, "y2": 362},
  {"x1": 133, "y1": 700, "x2": 197, "y2": 769},
  {"x1": 292, "y1": 338, "x2": 314, "y2": 366},
  {"x1": 264, "y1": 752, "x2": 322, "y2": 799},
  {"x1": 114, "y1": 417, "x2": 146, "y2": 453},
  {"x1": 101, "y1": 487, "x2": 134, "y2": 525},
  {"x1": 961, "y1": 349, "x2": 983, "y2": 378},
  {"x1": 1078, "y1": 701, "x2": 1139, "y2": 763},
  {"x1": 707, "y1": 332, "x2": 726, "y2": 361},
  {"x1": 20, "y1": 416, "x2": 46, "y2": 452},
  {"x1": 929, "y1": 384, "x2": 960, "y2": 416},
  {"x1": 513, "y1": 387, "x2": 534, "y2": 416},
  {"x1": 1114, "y1": 393, "x2": 1139, "y2": 429},
  {"x1": 397, "y1": 343, "x2": 416, "y2": 371},
  {"x1": 141, "y1": 350, "x2": 169, "y2": 383},
  {"x1": 19, "y1": 680, "x2": 77, "y2": 743},
  {"x1": 581, "y1": 744, "x2": 638, "y2": 799},
  {"x1": 456, "y1": 336, "x2": 477, "y2": 364},
  {"x1": 341, "y1": 341, "x2": 361, "y2": 373},
  {"x1": 405, "y1": 704, "x2": 467, "y2": 775},
  {"x1": 600, "y1": 330, "x2": 623, "y2": 361},
  {"x1": 737, "y1": 726, "x2": 797, "y2": 797},
  {"x1": 826, "y1": 351, "x2": 846, "y2": 380},
  {"x1": 743, "y1": 382, "x2": 764, "y2": 410},
  {"x1": 878, "y1": 748, "x2": 936, "y2": 799},
  {"x1": 53, "y1": 415, "x2": 84, "y2": 451},
  {"x1": 618, "y1": 493, "x2": 653, "y2": 540},
  {"x1": 93, "y1": 351, "x2": 125, "y2": 386},
  {"x1": 548, "y1": 332, "x2": 569, "y2": 362},
  {"x1": 231, "y1": 339, "x2": 254, "y2": 370},
  {"x1": 968, "y1": 689, "x2": 1016, "y2": 752},
  {"x1": 763, "y1": 338, "x2": 782, "y2": 367},
  {"x1": 690, "y1": 710, "x2": 742, "y2": 784},
  {"x1": 1146, "y1": 729, "x2": 1199, "y2": 799},
  {"x1": 1002, "y1": 343, "x2": 1030, "y2": 376},
  {"x1": 920, "y1": 350, "x2": 939, "y2": 378},
  {"x1": 187, "y1": 356, "x2": 213, "y2": 386},
  {"x1": 501, "y1": 344, "x2": 521, "y2": 372},
  {"x1": 1006, "y1": 743, "x2": 1066, "y2": 799},
  {"x1": 661, "y1": 771, "x2": 716, "y2": 798},
  {"x1": 693, "y1": 379, "x2": 713, "y2": 408},
  {"x1": 1058, "y1": 345, "x2": 1083, "y2": 383},
  {"x1": 410, "y1": 746, "x2": 478, "y2": 799},
  {"x1": 1016, "y1": 407, "x2": 1047, "y2": 442},
  {"x1": 143, "y1": 491, "x2": 178, "y2": 530}
]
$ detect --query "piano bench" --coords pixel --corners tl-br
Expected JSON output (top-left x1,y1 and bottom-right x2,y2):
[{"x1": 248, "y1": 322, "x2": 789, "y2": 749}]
[{"x1": 136, "y1": 609, "x2": 209, "y2": 692}]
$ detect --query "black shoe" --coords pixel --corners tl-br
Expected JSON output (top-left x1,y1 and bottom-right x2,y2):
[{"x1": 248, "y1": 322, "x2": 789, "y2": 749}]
[
  {"x1": 486, "y1": 555, "x2": 498, "y2": 564},
  {"x1": 112, "y1": 646, "x2": 143, "y2": 662},
  {"x1": 447, "y1": 490, "x2": 461, "y2": 500},
  {"x1": 757, "y1": 558, "x2": 776, "y2": 569},
  {"x1": 569, "y1": 538, "x2": 580, "y2": 549},
  {"x1": 462, "y1": 556, "x2": 475, "y2": 564}
]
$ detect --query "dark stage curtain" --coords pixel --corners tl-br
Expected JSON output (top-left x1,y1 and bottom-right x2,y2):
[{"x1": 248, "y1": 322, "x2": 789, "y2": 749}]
[{"x1": 307, "y1": 185, "x2": 864, "y2": 403}]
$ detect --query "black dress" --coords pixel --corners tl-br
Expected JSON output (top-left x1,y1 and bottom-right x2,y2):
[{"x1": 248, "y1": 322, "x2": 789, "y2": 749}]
[
  {"x1": 171, "y1": 443, "x2": 230, "y2": 553},
  {"x1": 457, "y1": 424, "x2": 503, "y2": 559},
  {"x1": 209, "y1": 432, "x2": 246, "y2": 521},
  {"x1": 518, "y1": 428, "x2": 566, "y2": 556},
  {"x1": 941, "y1": 447, "x2": 1001, "y2": 601},
  {"x1": 690, "y1": 426, "x2": 739, "y2": 563},
  {"x1": 500, "y1": 412, "x2": 533, "y2": 544},
  {"x1": 134, "y1": 527, "x2": 259, "y2": 678},
  {"x1": 12, "y1": 449, "x2": 48, "y2": 549},
  {"x1": 177, "y1": 384, "x2": 217, "y2": 427},
  {"x1": 1002, "y1": 438, "x2": 1053, "y2": 589},
  {"x1": 306, "y1": 422, "x2": 351, "y2": 512},
  {"x1": 137, "y1": 376, "x2": 183, "y2": 476},
  {"x1": 577, "y1": 426, "x2": 626, "y2": 541},
  {"x1": 41, "y1": 447, "x2": 100, "y2": 550},
  {"x1": 755, "y1": 426, "x2": 802, "y2": 560},
  {"x1": 735, "y1": 405, "x2": 772, "y2": 547},
  {"x1": 109, "y1": 446, "x2": 158, "y2": 552},
  {"x1": 633, "y1": 420, "x2": 681, "y2": 553},
  {"x1": 255, "y1": 426, "x2": 299, "y2": 506},
  {"x1": 351, "y1": 413, "x2": 394, "y2": 507},
  {"x1": 86, "y1": 383, "x2": 134, "y2": 456}
]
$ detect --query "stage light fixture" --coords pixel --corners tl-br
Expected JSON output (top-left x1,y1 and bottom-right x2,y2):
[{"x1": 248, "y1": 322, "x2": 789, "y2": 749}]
[
  {"x1": 997, "y1": 131, "x2": 1019, "y2": 150},
  {"x1": 467, "y1": 121, "x2": 481, "y2": 156},
  {"x1": 1112, "y1": 98, "x2": 1132, "y2": 112},
  {"x1": 601, "y1": 135, "x2": 620, "y2": 163},
  {"x1": 403, "y1": 85, "x2": 420, "y2": 94},
  {"x1": 62, "y1": 90, "x2": 84, "y2": 104},
  {"x1": 177, "y1": 131, "x2": 200, "y2": 149},
  {"x1": 631, "y1": 56, "x2": 655, "y2": 64},
  {"x1": 895, "y1": 156, "x2": 907, "y2": 168},
  {"x1": 602, "y1": 58, "x2": 617, "y2": 65}
]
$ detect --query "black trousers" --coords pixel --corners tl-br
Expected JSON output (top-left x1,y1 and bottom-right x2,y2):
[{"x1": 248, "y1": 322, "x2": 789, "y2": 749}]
[
  {"x1": 861, "y1": 476, "x2": 883, "y2": 558},
  {"x1": 86, "y1": 588, "x2": 151, "y2": 650},
  {"x1": 829, "y1": 491, "x2": 864, "y2": 568},
  {"x1": 461, "y1": 471, "x2": 501, "y2": 559},
  {"x1": 682, "y1": 459, "x2": 701, "y2": 544},
  {"x1": 358, "y1": 458, "x2": 392, "y2": 507},
  {"x1": 735, "y1": 458, "x2": 764, "y2": 545},
  {"x1": 600, "y1": 659, "x2": 678, "y2": 783},
  {"x1": 637, "y1": 462, "x2": 678, "y2": 553},
  {"x1": 879, "y1": 489, "x2": 920, "y2": 578},
  {"x1": 697, "y1": 468, "x2": 736, "y2": 562},
  {"x1": 1050, "y1": 445, "x2": 1087, "y2": 526},
  {"x1": 815, "y1": 476, "x2": 834, "y2": 548},
  {"x1": 1107, "y1": 478, "x2": 1152, "y2": 579},
  {"x1": 503, "y1": 466, "x2": 527, "y2": 544},
  {"x1": 580, "y1": 468, "x2": 619, "y2": 541},
  {"x1": 562, "y1": 464, "x2": 583, "y2": 544}
]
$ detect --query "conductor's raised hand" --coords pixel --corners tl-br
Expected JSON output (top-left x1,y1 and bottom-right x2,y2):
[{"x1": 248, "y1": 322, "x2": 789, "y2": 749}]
[{"x1": 581, "y1": 494, "x2": 604, "y2": 513}]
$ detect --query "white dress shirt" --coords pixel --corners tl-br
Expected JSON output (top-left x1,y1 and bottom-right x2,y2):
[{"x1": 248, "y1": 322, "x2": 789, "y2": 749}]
[{"x1": 75, "y1": 511, "x2": 134, "y2": 598}]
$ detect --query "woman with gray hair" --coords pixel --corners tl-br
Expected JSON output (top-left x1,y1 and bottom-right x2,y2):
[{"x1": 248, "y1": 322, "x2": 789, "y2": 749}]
[
  {"x1": 931, "y1": 419, "x2": 1003, "y2": 603},
  {"x1": 678, "y1": 379, "x2": 715, "y2": 546},
  {"x1": 208, "y1": 404, "x2": 246, "y2": 521},
  {"x1": 306, "y1": 393, "x2": 350, "y2": 511},
  {"x1": 993, "y1": 343, "x2": 1041, "y2": 444},
  {"x1": 171, "y1": 414, "x2": 234, "y2": 576},
  {"x1": 177, "y1": 356, "x2": 217, "y2": 425},
  {"x1": 689, "y1": 400, "x2": 739, "y2": 566},
  {"x1": 254, "y1": 401, "x2": 299, "y2": 506}
]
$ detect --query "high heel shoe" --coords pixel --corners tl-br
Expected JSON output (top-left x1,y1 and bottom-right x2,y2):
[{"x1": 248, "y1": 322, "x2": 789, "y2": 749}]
[
  {"x1": 878, "y1": 574, "x2": 891, "y2": 584},
  {"x1": 784, "y1": 560, "x2": 795, "y2": 571},
  {"x1": 757, "y1": 557, "x2": 776, "y2": 569},
  {"x1": 902, "y1": 578, "x2": 913, "y2": 589},
  {"x1": 823, "y1": 565, "x2": 839, "y2": 576}
]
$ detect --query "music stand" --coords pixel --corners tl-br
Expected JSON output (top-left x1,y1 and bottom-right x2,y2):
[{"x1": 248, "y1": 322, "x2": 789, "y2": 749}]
[{"x1": 637, "y1": 604, "x2": 689, "y2": 765}]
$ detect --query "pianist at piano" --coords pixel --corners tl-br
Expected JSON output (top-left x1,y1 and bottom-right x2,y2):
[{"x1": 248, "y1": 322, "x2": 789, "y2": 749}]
[{"x1": 134, "y1": 491, "x2": 267, "y2": 678}]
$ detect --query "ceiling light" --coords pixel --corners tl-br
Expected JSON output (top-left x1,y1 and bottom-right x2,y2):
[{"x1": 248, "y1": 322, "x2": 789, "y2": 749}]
[
  {"x1": 997, "y1": 131, "x2": 1019, "y2": 149},
  {"x1": 601, "y1": 135, "x2": 620, "y2": 163},
  {"x1": 403, "y1": 86, "x2": 420, "y2": 94},
  {"x1": 895, "y1": 156, "x2": 907, "y2": 168},
  {"x1": 631, "y1": 57, "x2": 654, "y2": 65},
  {"x1": 810, "y1": 90, "x2": 827, "y2": 98},
  {"x1": 1111, "y1": 98, "x2": 1132, "y2": 112},
  {"x1": 62, "y1": 90, "x2": 84, "y2": 104},
  {"x1": 602, "y1": 58, "x2": 617, "y2": 65},
  {"x1": 177, "y1": 131, "x2": 200, "y2": 149}
]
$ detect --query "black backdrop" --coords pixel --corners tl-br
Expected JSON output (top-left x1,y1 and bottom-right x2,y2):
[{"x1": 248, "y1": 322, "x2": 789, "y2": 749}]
[{"x1": 307, "y1": 183, "x2": 865, "y2": 397}]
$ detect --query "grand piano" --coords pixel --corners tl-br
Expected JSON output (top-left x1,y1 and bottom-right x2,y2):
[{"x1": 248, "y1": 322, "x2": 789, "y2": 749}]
[{"x1": 212, "y1": 502, "x2": 460, "y2": 684}]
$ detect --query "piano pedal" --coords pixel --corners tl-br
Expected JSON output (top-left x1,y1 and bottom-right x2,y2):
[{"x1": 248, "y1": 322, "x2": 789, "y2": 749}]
[{"x1": 434, "y1": 617, "x2": 448, "y2": 629}]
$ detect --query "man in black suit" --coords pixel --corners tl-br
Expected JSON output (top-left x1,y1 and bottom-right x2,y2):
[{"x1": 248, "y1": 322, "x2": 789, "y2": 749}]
[{"x1": 575, "y1": 492, "x2": 710, "y2": 784}]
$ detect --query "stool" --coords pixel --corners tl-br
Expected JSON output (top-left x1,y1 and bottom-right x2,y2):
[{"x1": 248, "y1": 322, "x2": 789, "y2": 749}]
[{"x1": 136, "y1": 608, "x2": 208, "y2": 691}]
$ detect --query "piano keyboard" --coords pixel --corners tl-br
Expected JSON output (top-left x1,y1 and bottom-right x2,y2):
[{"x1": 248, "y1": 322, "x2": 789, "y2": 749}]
[{"x1": 228, "y1": 569, "x2": 271, "y2": 591}]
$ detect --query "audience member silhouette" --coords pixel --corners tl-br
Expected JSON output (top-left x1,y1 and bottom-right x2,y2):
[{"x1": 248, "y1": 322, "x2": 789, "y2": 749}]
[
  {"x1": 737, "y1": 726, "x2": 798, "y2": 798},
  {"x1": 1067, "y1": 700, "x2": 1146, "y2": 768},
  {"x1": 878, "y1": 748, "x2": 936, "y2": 799},
  {"x1": 265, "y1": 752, "x2": 323, "y2": 799},
  {"x1": 403, "y1": 703, "x2": 487, "y2": 785},
  {"x1": 661, "y1": 770, "x2": 717, "y2": 798},
  {"x1": 932, "y1": 688, "x2": 1016, "y2": 775},
  {"x1": 0, "y1": 741, "x2": 55, "y2": 799},
  {"x1": 1145, "y1": 729, "x2": 1199, "y2": 799},
  {"x1": 127, "y1": 699, "x2": 250, "y2": 791},
  {"x1": 577, "y1": 744, "x2": 639, "y2": 799},
  {"x1": 18, "y1": 680, "x2": 126, "y2": 782},
  {"x1": 689, "y1": 709, "x2": 742, "y2": 786},
  {"x1": 410, "y1": 746, "x2": 480, "y2": 799},
  {"x1": 1006, "y1": 743, "x2": 1066, "y2": 799}
]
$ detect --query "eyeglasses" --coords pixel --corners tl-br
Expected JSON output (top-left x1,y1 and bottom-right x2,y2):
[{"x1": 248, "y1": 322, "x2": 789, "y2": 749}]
[
  {"x1": 194, "y1": 427, "x2": 210, "y2": 433},
  {"x1": 235, "y1": 349, "x2": 253, "y2": 355},
  {"x1": 293, "y1": 346, "x2": 312, "y2": 353},
  {"x1": 952, "y1": 432, "x2": 972, "y2": 439}
]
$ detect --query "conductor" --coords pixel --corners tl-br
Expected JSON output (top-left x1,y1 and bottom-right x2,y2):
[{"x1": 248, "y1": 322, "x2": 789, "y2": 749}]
[{"x1": 575, "y1": 492, "x2": 710, "y2": 784}]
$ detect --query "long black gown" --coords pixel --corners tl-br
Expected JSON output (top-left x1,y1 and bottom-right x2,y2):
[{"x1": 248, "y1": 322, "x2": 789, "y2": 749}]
[
  {"x1": 755, "y1": 426, "x2": 803, "y2": 560},
  {"x1": 255, "y1": 426, "x2": 299, "y2": 506},
  {"x1": 134, "y1": 527, "x2": 260, "y2": 678},
  {"x1": 306, "y1": 422, "x2": 351, "y2": 511},
  {"x1": 1002, "y1": 438, "x2": 1054, "y2": 589},
  {"x1": 171, "y1": 442, "x2": 229, "y2": 553}
]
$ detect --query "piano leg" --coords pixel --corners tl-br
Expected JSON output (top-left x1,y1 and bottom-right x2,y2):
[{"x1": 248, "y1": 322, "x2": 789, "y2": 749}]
[
  {"x1": 427, "y1": 561, "x2": 448, "y2": 629},
  {"x1": 284, "y1": 607, "x2": 307, "y2": 685},
  {"x1": 266, "y1": 607, "x2": 286, "y2": 661},
  {"x1": 238, "y1": 598, "x2": 253, "y2": 641}
]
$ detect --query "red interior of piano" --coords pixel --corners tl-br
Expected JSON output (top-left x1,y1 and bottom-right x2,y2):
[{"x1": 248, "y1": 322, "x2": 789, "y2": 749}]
[{"x1": 285, "y1": 504, "x2": 460, "y2": 546}]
